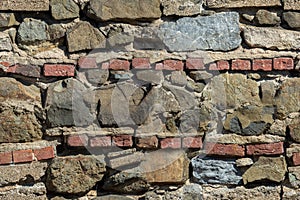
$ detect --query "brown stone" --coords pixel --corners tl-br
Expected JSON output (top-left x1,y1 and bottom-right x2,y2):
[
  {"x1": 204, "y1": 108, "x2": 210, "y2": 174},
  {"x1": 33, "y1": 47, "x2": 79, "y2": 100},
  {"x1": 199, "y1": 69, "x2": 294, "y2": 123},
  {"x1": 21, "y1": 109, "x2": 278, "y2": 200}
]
[
  {"x1": 204, "y1": 143, "x2": 245, "y2": 157},
  {"x1": 136, "y1": 136, "x2": 159, "y2": 149},
  {"x1": 206, "y1": 0, "x2": 281, "y2": 8},
  {"x1": 0, "y1": 0, "x2": 49, "y2": 11},
  {"x1": 246, "y1": 142, "x2": 284, "y2": 156}
]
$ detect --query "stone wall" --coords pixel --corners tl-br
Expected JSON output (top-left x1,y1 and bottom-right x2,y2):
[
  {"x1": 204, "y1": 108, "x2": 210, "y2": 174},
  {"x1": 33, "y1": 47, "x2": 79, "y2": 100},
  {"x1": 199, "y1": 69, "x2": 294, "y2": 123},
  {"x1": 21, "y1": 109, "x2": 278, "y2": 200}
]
[{"x1": 0, "y1": 0, "x2": 300, "y2": 199}]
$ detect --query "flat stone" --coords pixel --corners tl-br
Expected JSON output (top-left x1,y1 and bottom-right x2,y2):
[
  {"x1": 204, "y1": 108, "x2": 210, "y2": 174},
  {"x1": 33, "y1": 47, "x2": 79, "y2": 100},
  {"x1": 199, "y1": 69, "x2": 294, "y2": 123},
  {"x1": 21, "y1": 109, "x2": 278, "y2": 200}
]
[
  {"x1": 255, "y1": 10, "x2": 280, "y2": 26},
  {"x1": 17, "y1": 18, "x2": 49, "y2": 44},
  {"x1": 202, "y1": 185, "x2": 281, "y2": 200},
  {"x1": 243, "y1": 156, "x2": 287, "y2": 184},
  {"x1": 192, "y1": 156, "x2": 242, "y2": 185},
  {"x1": 190, "y1": 71, "x2": 213, "y2": 81},
  {"x1": 158, "y1": 12, "x2": 241, "y2": 51},
  {"x1": 0, "y1": 183, "x2": 47, "y2": 200},
  {"x1": 289, "y1": 117, "x2": 300, "y2": 143},
  {"x1": 94, "y1": 195, "x2": 134, "y2": 200},
  {"x1": 283, "y1": 12, "x2": 300, "y2": 29},
  {"x1": 236, "y1": 158, "x2": 253, "y2": 167},
  {"x1": 283, "y1": 186, "x2": 300, "y2": 199},
  {"x1": 0, "y1": 13, "x2": 18, "y2": 28},
  {"x1": 170, "y1": 71, "x2": 187, "y2": 86},
  {"x1": 243, "y1": 26, "x2": 300, "y2": 50},
  {"x1": 0, "y1": 0, "x2": 49, "y2": 11},
  {"x1": 50, "y1": 0, "x2": 80, "y2": 20},
  {"x1": 87, "y1": 0, "x2": 161, "y2": 21},
  {"x1": 288, "y1": 166, "x2": 300, "y2": 188},
  {"x1": 46, "y1": 155, "x2": 106, "y2": 194},
  {"x1": 0, "y1": 32, "x2": 12, "y2": 51},
  {"x1": 206, "y1": 0, "x2": 281, "y2": 8},
  {"x1": 284, "y1": 0, "x2": 300, "y2": 10},
  {"x1": 86, "y1": 69, "x2": 109, "y2": 85},
  {"x1": 67, "y1": 21, "x2": 105, "y2": 52},
  {"x1": 136, "y1": 70, "x2": 164, "y2": 84},
  {"x1": 161, "y1": 0, "x2": 202, "y2": 16}
]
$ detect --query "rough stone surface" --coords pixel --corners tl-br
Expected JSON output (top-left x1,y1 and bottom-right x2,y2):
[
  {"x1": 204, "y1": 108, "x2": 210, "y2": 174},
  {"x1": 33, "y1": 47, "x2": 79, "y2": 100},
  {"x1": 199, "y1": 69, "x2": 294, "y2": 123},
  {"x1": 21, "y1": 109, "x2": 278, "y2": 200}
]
[
  {"x1": 46, "y1": 155, "x2": 106, "y2": 194},
  {"x1": 289, "y1": 118, "x2": 300, "y2": 143},
  {"x1": 236, "y1": 158, "x2": 253, "y2": 167},
  {"x1": 243, "y1": 26, "x2": 300, "y2": 50},
  {"x1": 87, "y1": 0, "x2": 161, "y2": 21},
  {"x1": 283, "y1": 186, "x2": 300, "y2": 200},
  {"x1": 136, "y1": 70, "x2": 164, "y2": 84},
  {"x1": 0, "y1": 183, "x2": 47, "y2": 200},
  {"x1": 161, "y1": 0, "x2": 202, "y2": 16},
  {"x1": 0, "y1": 13, "x2": 18, "y2": 28},
  {"x1": 206, "y1": 0, "x2": 281, "y2": 8},
  {"x1": 255, "y1": 10, "x2": 280, "y2": 26},
  {"x1": 192, "y1": 156, "x2": 242, "y2": 185},
  {"x1": 158, "y1": 12, "x2": 241, "y2": 51},
  {"x1": 243, "y1": 156, "x2": 287, "y2": 184},
  {"x1": 67, "y1": 21, "x2": 105, "y2": 52},
  {"x1": 283, "y1": 12, "x2": 300, "y2": 29},
  {"x1": 0, "y1": 32, "x2": 12, "y2": 51},
  {"x1": 284, "y1": 0, "x2": 300, "y2": 10},
  {"x1": 86, "y1": 69, "x2": 109, "y2": 85},
  {"x1": 288, "y1": 166, "x2": 300, "y2": 188},
  {"x1": 0, "y1": 0, "x2": 49, "y2": 11},
  {"x1": 17, "y1": 18, "x2": 49, "y2": 44},
  {"x1": 50, "y1": 0, "x2": 80, "y2": 20}
]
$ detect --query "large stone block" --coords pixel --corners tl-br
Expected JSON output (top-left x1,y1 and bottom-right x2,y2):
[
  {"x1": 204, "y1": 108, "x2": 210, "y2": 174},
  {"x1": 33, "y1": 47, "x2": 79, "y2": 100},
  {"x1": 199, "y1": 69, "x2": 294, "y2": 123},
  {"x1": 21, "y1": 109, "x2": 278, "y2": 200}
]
[
  {"x1": 158, "y1": 12, "x2": 241, "y2": 51},
  {"x1": 206, "y1": 0, "x2": 281, "y2": 8},
  {"x1": 50, "y1": 0, "x2": 80, "y2": 20},
  {"x1": 87, "y1": 0, "x2": 161, "y2": 21},
  {"x1": 0, "y1": 0, "x2": 49, "y2": 11}
]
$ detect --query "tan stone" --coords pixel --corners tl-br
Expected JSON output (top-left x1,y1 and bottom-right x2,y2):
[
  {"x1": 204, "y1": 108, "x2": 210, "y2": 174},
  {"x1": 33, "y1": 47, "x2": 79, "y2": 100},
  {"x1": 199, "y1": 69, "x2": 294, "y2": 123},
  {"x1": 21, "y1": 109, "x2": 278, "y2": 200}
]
[
  {"x1": 161, "y1": 0, "x2": 202, "y2": 16},
  {"x1": 0, "y1": 183, "x2": 47, "y2": 200},
  {"x1": 206, "y1": 0, "x2": 281, "y2": 8},
  {"x1": 282, "y1": 186, "x2": 300, "y2": 200},
  {"x1": 284, "y1": 0, "x2": 300, "y2": 10},
  {"x1": 0, "y1": 0, "x2": 49, "y2": 11}
]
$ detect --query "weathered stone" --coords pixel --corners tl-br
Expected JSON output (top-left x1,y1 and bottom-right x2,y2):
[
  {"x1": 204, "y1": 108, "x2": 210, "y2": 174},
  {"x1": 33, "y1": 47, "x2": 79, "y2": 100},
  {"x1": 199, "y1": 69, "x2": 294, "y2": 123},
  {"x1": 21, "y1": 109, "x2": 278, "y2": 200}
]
[
  {"x1": 283, "y1": 12, "x2": 300, "y2": 29},
  {"x1": 46, "y1": 78, "x2": 94, "y2": 127},
  {"x1": 86, "y1": 69, "x2": 109, "y2": 85},
  {"x1": 107, "y1": 33, "x2": 134, "y2": 48},
  {"x1": 158, "y1": 12, "x2": 241, "y2": 51},
  {"x1": 243, "y1": 26, "x2": 300, "y2": 50},
  {"x1": 161, "y1": 0, "x2": 202, "y2": 16},
  {"x1": 202, "y1": 185, "x2": 281, "y2": 200},
  {"x1": 283, "y1": 186, "x2": 300, "y2": 200},
  {"x1": 192, "y1": 156, "x2": 242, "y2": 185},
  {"x1": 46, "y1": 155, "x2": 106, "y2": 194},
  {"x1": 243, "y1": 156, "x2": 287, "y2": 184},
  {"x1": 136, "y1": 70, "x2": 164, "y2": 84},
  {"x1": 260, "y1": 80, "x2": 277, "y2": 105},
  {"x1": 0, "y1": 183, "x2": 47, "y2": 200},
  {"x1": 0, "y1": 32, "x2": 12, "y2": 51},
  {"x1": 288, "y1": 166, "x2": 300, "y2": 188},
  {"x1": 170, "y1": 71, "x2": 187, "y2": 86},
  {"x1": 48, "y1": 24, "x2": 66, "y2": 40},
  {"x1": 236, "y1": 158, "x2": 253, "y2": 167},
  {"x1": 284, "y1": 0, "x2": 300, "y2": 10},
  {"x1": 0, "y1": 0, "x2": 49, "y2": 11},
  {"x1": 255, "y1": 10, "x2": 280, "y2": 26},
  {"x1": 17, "y1": 18, "x2": 49, "y2": 44},
  {"x1": 94, "y1": 195, "x2": 134, "y2": 200},
  {"x1": 289, "y1": 117, "x2": 300, "y2": 143},
  {"x1": 190, "y1": 71, "x2": 213, "y2": 81},
  {"x1": 0, "y1": 13, "x2": 18, "y2": 28},
  {"x1": 108, "y1": 152, "x2": 144, "y2": 169},
  {"x1": 67, "y1": 21, "x2": 105, "y2": 52},
  {"x1": 206, "y1": 0, "x2": 281, "y2": 8},
  {"x1": 269, "y1": 119, "x2": 287, "y2": 136},
  {"x1": 87, "y1": 0, "x2": 161, "y2": 21},
  {"x1": 50, "y1": 0, "x2": 80, "y2": 20}
]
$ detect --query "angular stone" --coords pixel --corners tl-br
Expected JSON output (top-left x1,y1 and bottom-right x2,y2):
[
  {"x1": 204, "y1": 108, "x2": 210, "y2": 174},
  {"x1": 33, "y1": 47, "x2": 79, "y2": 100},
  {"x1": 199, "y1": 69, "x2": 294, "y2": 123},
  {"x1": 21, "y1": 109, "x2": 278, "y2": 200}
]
[
  {"x1": 136, "y1": 70, "x2": 164, "y2": 84},
  {"x1": 46, "y1": 155, "x2": 106, "y2": 194},
  {"x1": 86, "y1": 69, "x2": 109, "y2": 85},
  {"x1": 0, "y1": 13, "x2": 18, "y2": 28},
  {"x1": 170, "y1": 71, "x2": 187, "y2": 86},
  {"x1": 0, "y1": 0, "x2": 49, "y2": 11},
  {"x1": 67, "y1": 21, "x2": 105, "y2": 52},
  {"x1": 94, "y1": 196, "x2": 134, "y2": 200},
  {"x1": 206, "y1": 0, "x2": 281, "y2": 8},
  {"x1": 0, "y1": 32, "x2": 12, "y2": 51},
  {"x1": 243, "y1": 156, "x2": 287, "y2": 184},
  {"x1": 236, "y1": 158, "x2": 253, "y2": 167},
  {"x1": 288, "y1": 166, "x2": 300, "y2": 188},
  {"x1": 17, "y1": 18, "x2": 49, "y2": 44},
  {"x1": 255, "y1": 10, "x2": 280, "y2": 26},
  {"x1": 283, "y1": 186, "x2": 300, "y2": 200},
  {"x1": 46, "y1": 78, "x2": 94, "y2": 127},
  {"x1": 50, "y1": 0, "x2": 80, "y2": 20},
  {"x1": 284, "y1": 0, "x2": 300, "y2": 10},
  {"x1": 87, "y1": 0, "x2": 161, "y2": 21},
  {"x1": 243, "y1": 26, "x2": 300, "y2": 50},
  {"x1": 48, "y1": 24, "x2": 66, "y2": 40},
  {"x1": 202, "y1": 185, "x2": 281, "y2": 200},
  {"x1": 192, "y1": 156, "x2": 242, "y2": 185},
  {"x1": 161, "y1": 0, "x2": 202, "y2": 16},
  {"x1": 158, "y1": 12, "x2": 241, "y2": 51},
  {"x1": 283, "y1": 12, "x2": 300, "y2": 29},
  {"x1": 0, "y1": 183, "x2": 47, "y2": 200},
  {"x1": 190, "y1": 71, "x2": 213, "y2": 81}
]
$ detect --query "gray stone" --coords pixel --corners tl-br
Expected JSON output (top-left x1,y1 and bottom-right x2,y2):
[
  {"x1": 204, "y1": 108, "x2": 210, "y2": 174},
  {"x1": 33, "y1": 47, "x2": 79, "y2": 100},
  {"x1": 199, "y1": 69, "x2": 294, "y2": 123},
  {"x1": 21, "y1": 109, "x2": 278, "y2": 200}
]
[
  {"x1": 107, "y1": 33, "x2": 134, "y2": 48},
  {"x1": 0, "y1": 32, "x2": 12, "y2": 51},
  {"x1": 48, "y1": 24, "x2": 66, "y2": 40},
  {"x1": 288, "y1": 166, "x2": 300, "y2": 188},
  {"x1": 283, "y1": 186, "x2": 300, "y2": 200},
  {"x1": 46, "y1": 155, "x2": 106, "y2": 194},
  {"x1": 243, "y1": 26, "x2": 300, "y2": 50},
  {"x1": 170, "y1": 71, "x2": 187, "y2": 86},
  {"x1": 261, "y1": 80, "x2": 277, "y2": 105},
  {"x1": 50, "y1": 0, "x2": 80, "y2": 20},
  {"x1": 243, "y1": 156, "x2": 287, "y2": 184},
  {"x1": 136, "y1": 70, "x2": 164, "y2": 84},
  {"x1": 158, "y1": 12, "x2": 241, "y2": 51},
  {"x1": 191, "y1": 157, "x2": 242, "y2": 185},
  {"x1": 283, "y1": 12, "x2": 300, "y2": 29},
  {"x1": 0, "y1": 183, "x2": 47, "y2": 200},
  {"x1": 17, "y1": 18, "x2": 49, "y2": 44},
  {"x1": 46, "y1": 78, "x2": 94, "y2": 127},
  {"x1": 94, "y1": 195, "x2": 134, "y2": 200},
  {"x1": 67, "y1": 21, "x2": 105, "y2": 52},
  {"x1": 284, "y1": 0, "x2": 300, "y2": 10},
  {"x1": 206, "y1": 0, "x2": 281, "y2": 8},
  {"x1": 161, "y1": 0, "x2": 202, "y2": 16},
  {"x1": 255, "y1": 10, "x2": 280, "y2": 26},
  {"x1": 190, "y1": 71, "x2": 213, "y2": 81},
  {"x1": 86, "y1": 69, "x2": 109, "y2": 85},
  {"x1": 0, "y1": 13, "x2": 18, "y2": 28},
  {"x1": 87, "y1": 0, "x2": 161, "y2": 21},
  {"x1": 0, "y1": 0, "x2": 49, "y2": 11}
]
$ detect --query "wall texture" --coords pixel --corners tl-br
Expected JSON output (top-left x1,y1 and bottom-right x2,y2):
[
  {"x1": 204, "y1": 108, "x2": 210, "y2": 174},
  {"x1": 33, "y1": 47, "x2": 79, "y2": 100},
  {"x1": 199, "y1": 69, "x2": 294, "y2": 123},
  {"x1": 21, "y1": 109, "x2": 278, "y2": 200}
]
[{"x1": 0, "y1": 0, "x2": 300, "y2": 199}]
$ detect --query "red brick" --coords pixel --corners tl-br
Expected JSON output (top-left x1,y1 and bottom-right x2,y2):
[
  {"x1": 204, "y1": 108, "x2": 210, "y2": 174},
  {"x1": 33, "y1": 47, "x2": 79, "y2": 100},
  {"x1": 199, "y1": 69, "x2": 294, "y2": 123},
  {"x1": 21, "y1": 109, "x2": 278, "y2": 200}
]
[
  {"x1": 186, "y1": 58, "x2": 205, "y2": 70},
  {"x1": 246, "y1": 142, "x2": 284, "y2": 156},
  {"x1": 231, "y1": 59, "x2": 251, "y2": 70},
  {"x1": 292, "y1": 152, "x2": 300, "y2": 166},
  {"x1": 13, "y1": 149, "x2": 34, "y2": 163},
  {"x1": 90, "y1": 136, "x2": 111, "y2": 147},
  {"x1": 44, "y1": 64, "x2": 75, "y2": 76},
  {"x1": 252, "y1": 59, "x2": 272, "y2": 71},
  {"x1": 160, "y1": 138, "x2": 181, "y2": 149},
  {"x1": 0, "y1": 61, "x2": 11, "y2": 68},
  {"x1": 78, "y1": 57, "x2": 97, "y2": 69},
  {"x1": 274, "y1": 57, "x2": 294, "y2": 70},
  {"x1": 132, "y1": 58, "x2": 151, "y2": 69},
  {"x1": 101, "y1": 62, "x2": 109, "y2": 69},
  {"x1": 204, "y1": 143, "x2": 245, "y2": 157},
  {"x1": 109, "y1": 59, "x2": 130, "y2": 70},
  {"x1": 112, "y1": 135, "x2": 133, "y2": 147},
  {"x1": 159, "y1": 60, "x2": 184, "y2": 70},
  {"x1": 210, "y1": 60, "x2": 230, "y2": 70},
  {"x1": 67, "y1": 134, "x2": 89, "y2": 147},
  {"x1": 34, "y1": 146, "x2": 55, "y2": 161},
  {"x1": 182, "y1": 137, "x2": 202, "y2": 149},
  {"x1": 0, "y1": 152, "x2": 12, "y2": 165},
  {"x1": 136, "y1": 136, "x2": 159, "y2": 149}
]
